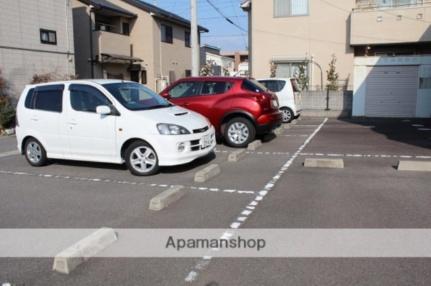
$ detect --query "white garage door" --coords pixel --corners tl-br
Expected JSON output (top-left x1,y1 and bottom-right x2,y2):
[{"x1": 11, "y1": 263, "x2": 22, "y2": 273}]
[{"x1": 365, "y1": 66, "x2": 418, "y2": 117}]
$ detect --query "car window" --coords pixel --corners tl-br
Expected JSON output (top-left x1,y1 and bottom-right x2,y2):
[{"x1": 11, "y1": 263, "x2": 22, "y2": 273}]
[
  {"x1": 201, "y1": 81, "x2": 231, "y2": 96},
  {"x1": 24, "y1": 88, "x2": 35, "y2": 109},
  {"x1": 169, "y1": 81, "x2": 202, "y2": 98},
  {"x1": 258, "y1": 80, "x2": 286, "y2": 93},
  {"x1": 242, "y1": 79, "x2": 265, "y2": 93},
  {"x1": 33, "y1": 85, "x2": 64, "y2": 113},
  {"x1": 70, "y1": 84, "x2": 112, "y2": 113}
]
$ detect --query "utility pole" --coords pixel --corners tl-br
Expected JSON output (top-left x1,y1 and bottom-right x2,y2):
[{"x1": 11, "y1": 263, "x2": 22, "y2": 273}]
[{"x1": 190, "y1": 0, "x2": 199, "y2": 76}]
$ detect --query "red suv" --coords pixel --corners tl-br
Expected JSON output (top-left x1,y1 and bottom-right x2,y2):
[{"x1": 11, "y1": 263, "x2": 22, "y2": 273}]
[{"x1": 160, "y1": 77, "x2": 282, "y2": 147}]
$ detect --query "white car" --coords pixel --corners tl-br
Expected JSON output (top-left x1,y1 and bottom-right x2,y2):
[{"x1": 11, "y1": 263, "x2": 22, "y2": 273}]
[
  {"x1": 15, "y1": 80, "x2": 216, "y2": 176},
  {"x1": 257, "y1": 78, "x2": 302, "y2": 123}
]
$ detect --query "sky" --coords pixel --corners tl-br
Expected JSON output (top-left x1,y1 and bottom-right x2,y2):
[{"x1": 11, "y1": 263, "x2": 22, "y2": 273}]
[{"x1": 152, "y1": 0, "x2": 248, "y2": 52}]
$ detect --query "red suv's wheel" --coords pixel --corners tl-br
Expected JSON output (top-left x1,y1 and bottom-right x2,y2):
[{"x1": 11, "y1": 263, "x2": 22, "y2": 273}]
[{"x1": 224, "y1": 117, "x2": 256, "y2": 148}]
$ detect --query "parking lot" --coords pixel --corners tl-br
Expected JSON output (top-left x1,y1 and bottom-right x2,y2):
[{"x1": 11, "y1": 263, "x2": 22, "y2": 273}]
[{"x1": 1, "y1": 117, "x2": 431, "y2": 286}]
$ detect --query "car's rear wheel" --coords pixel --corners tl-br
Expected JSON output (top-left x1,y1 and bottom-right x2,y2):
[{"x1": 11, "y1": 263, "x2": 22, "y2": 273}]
[
  {"x1": 24, "y1": 138, "x2": 48, "y2": 167},
  {"x1": 224, "y1": 117, "x2": 255, "y2": 148},
  {"x1": 125, "y1": 141, "x2": 160, "y2": 176},
  {"x1": 281, "y1": 107, "x2": 294, "y2": 123}
]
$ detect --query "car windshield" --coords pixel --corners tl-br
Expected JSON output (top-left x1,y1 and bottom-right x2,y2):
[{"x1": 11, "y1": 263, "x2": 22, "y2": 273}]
[{"x1": 103, "y1": 82, "x2": 171, "y2": 111}]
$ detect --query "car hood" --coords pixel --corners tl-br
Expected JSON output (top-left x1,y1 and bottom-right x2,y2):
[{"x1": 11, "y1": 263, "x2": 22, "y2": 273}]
[{"x1": 131, "y1": 105, "x2": 209, "y2": 130}]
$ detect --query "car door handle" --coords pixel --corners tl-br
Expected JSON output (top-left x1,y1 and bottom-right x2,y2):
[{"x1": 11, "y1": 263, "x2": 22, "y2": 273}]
[
  {"x1": 31, "y1": 117, "x2": 39, "y2": 122},
  {"x1": 182, "y1": 103, "x2": 190, "y2": 106},
  {"x1": 68, "y1": 121, "x2": 78, "y2": 126}
]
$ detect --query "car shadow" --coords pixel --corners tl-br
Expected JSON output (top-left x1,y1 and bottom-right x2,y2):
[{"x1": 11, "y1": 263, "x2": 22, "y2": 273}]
[
  {"x1": 160, "y1": 151, "x2": 216, "y2": 174},
  {"x1": 49, "y1": 159, "x2": 128, "y2": 171},
  {"x1": 339, "y1": 117, "x2": 431, "y2": 150},
  {"x1": 48, "y1": 152, "x2": 217, "y2": 175}
]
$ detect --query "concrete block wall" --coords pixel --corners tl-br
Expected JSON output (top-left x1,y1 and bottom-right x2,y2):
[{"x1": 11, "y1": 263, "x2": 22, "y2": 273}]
[{"x1": 301, "y1": 91, "x2": 353, "y2": 111}]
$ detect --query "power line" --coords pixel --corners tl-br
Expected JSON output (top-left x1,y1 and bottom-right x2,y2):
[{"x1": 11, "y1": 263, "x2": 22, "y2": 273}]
[{"x1": 204, "y1": 0, "x2": 247, "y2": 32}]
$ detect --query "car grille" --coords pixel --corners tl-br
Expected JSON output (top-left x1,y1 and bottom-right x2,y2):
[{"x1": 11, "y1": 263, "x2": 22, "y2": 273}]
[{"x1": 193, "y1": 126, "x2": 209, "y2": 134}]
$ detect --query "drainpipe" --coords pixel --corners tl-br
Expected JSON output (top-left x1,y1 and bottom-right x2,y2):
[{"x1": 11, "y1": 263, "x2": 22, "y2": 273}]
[{"x1": 89, "y1": 3, "x2": 95, "y2": 79}]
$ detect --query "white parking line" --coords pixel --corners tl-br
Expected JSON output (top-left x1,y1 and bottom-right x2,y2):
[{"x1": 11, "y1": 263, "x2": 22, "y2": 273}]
[
  {"x1": 184, "y1": 118, "x2": 328, "y2": 283},
  {"x1": 282, "y1": 134, "x2": 309, "y2": 137},
  {"x1": 0, "y1": 170, "x2": 255, "y2": 196},
  {"x1": 298, "y1": 153, "x2": 431, "y2": 159},
  {"x1": 0, "y1": 150, "x2": 19, "y2": 158},
  {"x1": 214, "y1": 149, "x2": 290, "y2": 156}
]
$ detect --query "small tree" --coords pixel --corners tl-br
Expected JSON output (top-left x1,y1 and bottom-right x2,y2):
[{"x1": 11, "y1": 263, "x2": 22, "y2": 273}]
[
  {"x1": 270, "y1": 62, "x2": 277, "y2": 78},
  {"x1": 295, "y1": 63, "x2": 309, "y2": 91},
  {"x1": 200, "y1": 60, "x2": 215, "y2": 76},
  {"x1": 0, "y1": 69, "x2": 15, "y2": 130},
  {"x1": 326, "y1": 55, "x2": 339, "y2": 91},
  {"x1": 31, "y1": 72, "x2": 76, "y2": 84}
]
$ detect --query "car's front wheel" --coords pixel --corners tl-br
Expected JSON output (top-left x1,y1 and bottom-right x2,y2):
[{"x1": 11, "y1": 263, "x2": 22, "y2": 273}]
[
  {"x1": 224, "y1": 117, "x2": 256, "y2": 148},
  {"x1": 24, "y1": 138, "x2": 48, "y2": 167},
  {"x1": 125, "y1": 141, "x2": 160, "y2": 176}
]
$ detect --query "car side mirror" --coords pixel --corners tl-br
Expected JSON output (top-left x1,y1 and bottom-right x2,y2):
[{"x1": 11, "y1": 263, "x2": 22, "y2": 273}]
[{"x1": 96, "y1": 105, "x2": 111, "y2": 115}]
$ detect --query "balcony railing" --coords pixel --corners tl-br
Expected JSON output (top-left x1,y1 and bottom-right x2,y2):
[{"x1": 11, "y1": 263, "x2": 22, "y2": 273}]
[
  {"x1": 93, "y1": 30, "x2": 130, "y2": 58},
  {"x1": 355, "y1": 0, "x2": 431, "y2": 10}
]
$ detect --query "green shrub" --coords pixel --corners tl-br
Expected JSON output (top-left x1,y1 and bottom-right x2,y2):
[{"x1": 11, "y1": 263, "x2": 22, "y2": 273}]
[{"x1": 0, "y1": 100, "x2": 15, "y2": 129}]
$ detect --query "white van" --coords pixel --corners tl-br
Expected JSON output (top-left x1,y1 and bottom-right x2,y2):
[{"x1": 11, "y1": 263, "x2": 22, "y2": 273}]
[
  {"x1": 257, "y1": 78, "x2": 302, "y2": 123},
  {"x1": 15, "y1": 80, "x2": 216, "y2": 176}
]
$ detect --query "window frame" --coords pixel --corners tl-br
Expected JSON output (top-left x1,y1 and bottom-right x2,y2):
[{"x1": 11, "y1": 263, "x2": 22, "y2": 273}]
[
  {"x1": 273, "y1": 0, "x2": 309, "y2": 18},
  {"x1": 33, "y1": 85, "x2": 65, "y2": 113},
  {"x1": 185, "y1": 31, "x2": 191, "y2": 48},
  {"x1": 161, "y1": 24, "x2": 173, "y2": 44},
  {"x1": 69, "y1": 84, "x2": 112, "y2": 114},
  {"x1": 168, "y1": 81, "x2": 202, "y2": 99},
  {"x1": 40, "y1": 29, "x2": 57, "y2": 45}
]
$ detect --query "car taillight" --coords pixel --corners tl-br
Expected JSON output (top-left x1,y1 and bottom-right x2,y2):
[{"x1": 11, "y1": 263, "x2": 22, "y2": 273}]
[{"x1": 15, "y1": 112, "x2": 19, "y2": 127}]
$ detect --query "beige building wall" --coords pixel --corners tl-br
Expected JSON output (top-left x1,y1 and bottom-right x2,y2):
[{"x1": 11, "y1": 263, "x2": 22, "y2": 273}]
[
  {"x1": 0, "y1": 0, "x2": 75, "y2": 97},
  {"x1": 72, "y1": 0, "x2": 194, "y2": 91},
  {"x1": 351, "y1": 4, "x2": 431, "y2": 45},
  {"x1": 157, "y1": 22, "x2": 192, "y2": 83},
  {"x1": 251, "y1": 0, "x2": 355, "y2": 90}
]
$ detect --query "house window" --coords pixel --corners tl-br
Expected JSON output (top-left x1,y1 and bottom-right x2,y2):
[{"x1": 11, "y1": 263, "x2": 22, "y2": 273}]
[
  {"x1": 185, "y1": 70, "x2": 192, "y2": 77},
  {"x1": 274, "y1": 61, "x2": 308, "y2": 78},
  {"x1": 376, "y1": 0, "x2": 417, "y2": 8},
  {"x1": 40, "y1": 29, "x2": 57, "y2": 45},
  {"x1": 185, "y1": 31, "x2": 191, "y2": 47},
  {"x1": 141, "y1": 70, "x2": 147, "y2": 84},
  {"x1": 122, "y1": 22, "x2": 130, "y2": 36},
  {"x1": 161, "y1": 24, "x2": 173, "y2": 44},
  {"x1": 274, "y1": 0, "x2": 308, "y2": 17}
]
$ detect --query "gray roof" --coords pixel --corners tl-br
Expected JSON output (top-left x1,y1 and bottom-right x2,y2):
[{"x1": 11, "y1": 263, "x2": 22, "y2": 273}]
[{"x1": 122, "y1": 0, "x2": 209, "y2": 32}]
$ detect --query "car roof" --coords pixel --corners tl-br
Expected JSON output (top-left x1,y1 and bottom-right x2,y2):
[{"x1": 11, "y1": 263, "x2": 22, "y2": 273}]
[
  {"x1": 257, "y1": 78, "x2": 293, "y2": 81},
  {"x1": 26, "y1": 79, "x2": 132, "y2": 88},
  {"x1": 179, "y1": 76, "x2": 247, "y2": 81}
]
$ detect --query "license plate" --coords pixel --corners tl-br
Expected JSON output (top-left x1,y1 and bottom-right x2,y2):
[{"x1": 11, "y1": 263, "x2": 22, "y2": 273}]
[{"x1": 201, "y1": 135, "x2": 211, "y2": 148}]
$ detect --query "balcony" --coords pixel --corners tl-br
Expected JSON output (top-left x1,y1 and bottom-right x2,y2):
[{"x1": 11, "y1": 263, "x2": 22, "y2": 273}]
[
  {"x1": 93, "y1": 30, "x2": 131, "y2": 61},
  {"x1": 351, "y1": 0, "x2": 431, "y2": 45}
]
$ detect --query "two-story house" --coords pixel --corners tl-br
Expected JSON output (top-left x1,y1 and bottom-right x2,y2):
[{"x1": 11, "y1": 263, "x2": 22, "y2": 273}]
[
  {"x1": 72, "y1": 0, "x2": 208, "y2": 91},
  {"x1": 0, "y1": 0, "x2": 75, "y2": 97},
  {"x1": 243, "y1": 0, "x2": 431, "y2": 118}
]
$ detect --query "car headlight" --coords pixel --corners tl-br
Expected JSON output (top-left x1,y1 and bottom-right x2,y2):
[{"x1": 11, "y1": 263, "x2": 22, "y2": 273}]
[{"x1": 157, "y1": 123, "x2": 190, "y2": 135}]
